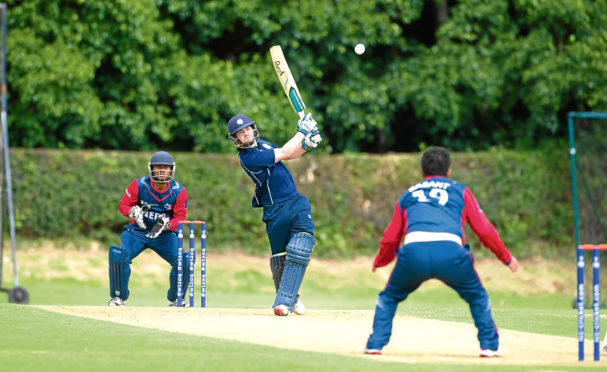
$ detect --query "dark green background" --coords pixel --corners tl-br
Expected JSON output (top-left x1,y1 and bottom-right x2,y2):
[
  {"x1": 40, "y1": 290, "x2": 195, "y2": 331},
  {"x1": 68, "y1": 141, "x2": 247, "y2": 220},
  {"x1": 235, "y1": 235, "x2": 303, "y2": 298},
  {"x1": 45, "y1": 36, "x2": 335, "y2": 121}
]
[{"x1": 5, "y1": 0, "x2": 606, "y2": 153}]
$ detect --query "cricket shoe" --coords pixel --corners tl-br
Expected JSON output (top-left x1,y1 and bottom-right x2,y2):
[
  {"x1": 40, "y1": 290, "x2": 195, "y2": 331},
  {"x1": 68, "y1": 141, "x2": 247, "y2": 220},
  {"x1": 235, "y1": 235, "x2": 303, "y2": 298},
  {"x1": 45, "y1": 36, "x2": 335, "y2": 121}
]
[
  {"x1": 364, "y1": 348, "x2": 382, "y2": 355},
  {"x1": 273, "y1": 304, "x2": 289, "y2": 316},
  {"x1": 168, "y1": 299, "x2": 189, "y2": 307},
  {"x1": 480, "y1": 346, "x2": 503, "y2": 358},
  {"x1": 108, "y1": 297, "x2": 125, "y2": 306},
  {"x1": 293, "y1": 299, "x2": 306, "y2": 315}
]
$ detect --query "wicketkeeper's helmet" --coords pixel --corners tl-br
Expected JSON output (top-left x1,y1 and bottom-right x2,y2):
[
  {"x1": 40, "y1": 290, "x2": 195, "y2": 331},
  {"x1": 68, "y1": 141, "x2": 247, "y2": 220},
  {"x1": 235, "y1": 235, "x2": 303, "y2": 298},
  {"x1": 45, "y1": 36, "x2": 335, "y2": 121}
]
[{"x1": 148, "y1": 151, "x2": 176, "y2": 183}]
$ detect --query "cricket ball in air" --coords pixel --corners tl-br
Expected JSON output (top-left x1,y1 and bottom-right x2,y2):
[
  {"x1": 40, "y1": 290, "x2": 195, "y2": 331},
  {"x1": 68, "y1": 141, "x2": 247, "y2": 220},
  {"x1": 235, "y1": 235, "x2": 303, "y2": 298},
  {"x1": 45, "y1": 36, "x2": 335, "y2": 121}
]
[{"x1": 354, "y1": 43, "x2": 365, "y2": 55}]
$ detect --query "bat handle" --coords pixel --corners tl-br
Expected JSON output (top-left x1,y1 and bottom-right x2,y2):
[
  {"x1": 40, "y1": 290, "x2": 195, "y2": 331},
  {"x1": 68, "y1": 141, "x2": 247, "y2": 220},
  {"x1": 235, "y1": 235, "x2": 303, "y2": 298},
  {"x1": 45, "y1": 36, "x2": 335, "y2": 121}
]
[{"x1": 297, "y1": 111, "x2": 305, "y2": 120}]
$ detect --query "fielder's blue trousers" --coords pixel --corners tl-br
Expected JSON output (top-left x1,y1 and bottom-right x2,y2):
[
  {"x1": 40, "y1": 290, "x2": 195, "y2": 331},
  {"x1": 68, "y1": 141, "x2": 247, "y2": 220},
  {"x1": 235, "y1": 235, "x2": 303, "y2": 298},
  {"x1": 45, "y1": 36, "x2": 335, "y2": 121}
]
[{"x1": 366, "y1": 241, "x2": 500, "y2": 351}]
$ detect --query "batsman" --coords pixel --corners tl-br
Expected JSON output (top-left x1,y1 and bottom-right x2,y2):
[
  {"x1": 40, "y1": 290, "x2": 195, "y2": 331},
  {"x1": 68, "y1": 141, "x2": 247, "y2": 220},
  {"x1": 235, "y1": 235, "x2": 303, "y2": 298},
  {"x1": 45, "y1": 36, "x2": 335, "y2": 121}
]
[
  {"x1": 228, "y1": 113, "x2": 321, "y2": 316},
  {"x1": 107, "y1": 151, "x2": 190, "y2": 306}
]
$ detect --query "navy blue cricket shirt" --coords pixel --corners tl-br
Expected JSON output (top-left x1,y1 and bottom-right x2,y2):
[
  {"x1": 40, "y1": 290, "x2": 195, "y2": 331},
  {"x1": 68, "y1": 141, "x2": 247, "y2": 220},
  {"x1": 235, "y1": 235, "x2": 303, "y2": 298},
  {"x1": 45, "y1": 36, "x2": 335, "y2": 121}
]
[{"x1": 237, "y1": 138, "x2": 299, "y2": 207}]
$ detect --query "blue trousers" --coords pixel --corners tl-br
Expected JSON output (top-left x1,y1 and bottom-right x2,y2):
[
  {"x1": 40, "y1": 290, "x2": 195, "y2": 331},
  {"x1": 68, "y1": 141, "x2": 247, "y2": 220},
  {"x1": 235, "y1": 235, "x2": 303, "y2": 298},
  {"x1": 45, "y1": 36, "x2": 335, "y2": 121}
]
[
  {"x1": 366, "y1": 241, "x2": 499, "y2": 351},
  {"x1": 119, "y1": 227, "x2": 182, "y2": 301},
  {"x1": 262, "y1": 194, "x2": 315, "y2": 255}
]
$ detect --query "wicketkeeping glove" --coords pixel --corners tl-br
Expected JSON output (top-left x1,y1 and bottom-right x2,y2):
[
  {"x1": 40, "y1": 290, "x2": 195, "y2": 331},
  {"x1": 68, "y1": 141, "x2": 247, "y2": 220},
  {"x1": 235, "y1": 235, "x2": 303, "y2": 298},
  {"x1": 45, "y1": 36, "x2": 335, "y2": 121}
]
[
  {"x1": 146, "y1": 216, "x2": 171, "y2": 239},
  {"x1": 297, "y1": 113, "x2": 318, "y2": 136},
  {"x1": 128, "y1": 205, "x2": 150, "y2": 229}
]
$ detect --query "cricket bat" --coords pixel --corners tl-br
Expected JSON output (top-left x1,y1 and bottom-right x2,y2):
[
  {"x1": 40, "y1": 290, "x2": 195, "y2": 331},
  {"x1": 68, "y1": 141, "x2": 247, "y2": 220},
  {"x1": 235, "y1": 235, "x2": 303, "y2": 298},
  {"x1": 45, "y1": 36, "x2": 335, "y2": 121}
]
[{"x1": 270, "y1": 45, "x2": 306, "y2": 119}]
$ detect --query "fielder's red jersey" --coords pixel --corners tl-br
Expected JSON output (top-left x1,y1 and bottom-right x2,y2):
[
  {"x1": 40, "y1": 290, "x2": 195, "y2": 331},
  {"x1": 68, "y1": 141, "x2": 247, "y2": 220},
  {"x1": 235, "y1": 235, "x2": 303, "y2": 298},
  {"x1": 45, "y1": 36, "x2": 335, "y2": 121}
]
[{"x1": 373, "y1": 175, "x2": 512, "y2": 268}]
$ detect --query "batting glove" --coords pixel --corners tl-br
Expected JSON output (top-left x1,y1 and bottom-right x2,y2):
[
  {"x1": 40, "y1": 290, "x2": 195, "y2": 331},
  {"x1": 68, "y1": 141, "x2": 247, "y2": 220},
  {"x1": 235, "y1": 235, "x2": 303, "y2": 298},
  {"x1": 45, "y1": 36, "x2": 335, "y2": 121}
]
[
  {"x1": 302, "y1": 128, "x2": 322, "y2": 150},
  {"x1": 146, "y1": 216, "x2": 171, "y2": 239},
  {"x1": 128, "y1": 205, "x2": 150, "y2": 229},
  {"x1": 297, "y1": 113, "x2": 318, "y2": 136}
]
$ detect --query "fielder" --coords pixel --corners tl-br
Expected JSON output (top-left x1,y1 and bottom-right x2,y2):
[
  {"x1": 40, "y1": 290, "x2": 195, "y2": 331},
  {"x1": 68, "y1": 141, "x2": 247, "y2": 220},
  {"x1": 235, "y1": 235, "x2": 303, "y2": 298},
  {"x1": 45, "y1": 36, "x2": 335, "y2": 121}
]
[
  {"x1": 107, "y1": 151, "x2": 190, "y2": 306},
  {"x1": 365, "y1": 147, "x2": 520, "y2": 357},
  {"x1": 228, "y1": 113, "x2": 321, "y2": 316}
]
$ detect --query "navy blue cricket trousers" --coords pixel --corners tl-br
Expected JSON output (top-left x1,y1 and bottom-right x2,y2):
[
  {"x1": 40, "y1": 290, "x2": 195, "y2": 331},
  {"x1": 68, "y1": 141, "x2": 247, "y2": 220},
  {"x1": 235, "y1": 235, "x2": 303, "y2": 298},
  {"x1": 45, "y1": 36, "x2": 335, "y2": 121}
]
[
  {"x1": 262, "y1": 194, "x2": 315, "y2": 256},
  {"x1": 366, "y1": 241, "x2": 499, "y2": 351}
]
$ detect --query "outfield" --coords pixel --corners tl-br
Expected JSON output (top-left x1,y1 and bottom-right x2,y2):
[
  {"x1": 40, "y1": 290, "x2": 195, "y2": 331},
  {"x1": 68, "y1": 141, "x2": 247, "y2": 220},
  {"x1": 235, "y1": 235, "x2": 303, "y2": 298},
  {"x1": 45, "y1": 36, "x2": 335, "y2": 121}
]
[{"x1": 1, "y1": 246, "x2": 606, "y2": 370}]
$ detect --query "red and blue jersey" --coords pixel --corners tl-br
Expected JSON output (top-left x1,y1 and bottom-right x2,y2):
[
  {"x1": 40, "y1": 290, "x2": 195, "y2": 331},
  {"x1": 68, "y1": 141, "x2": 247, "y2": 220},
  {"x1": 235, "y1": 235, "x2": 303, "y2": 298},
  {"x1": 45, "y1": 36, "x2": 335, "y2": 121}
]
[
  {"x1": 118, "y1": 176, "x2": 188, "y2": 232},
  {"x1": 238, "y1": 138, "x2": 299, "y2": 207},
  {"x1": 374, "y1": 175, "x2": 511, "y2": 268}
]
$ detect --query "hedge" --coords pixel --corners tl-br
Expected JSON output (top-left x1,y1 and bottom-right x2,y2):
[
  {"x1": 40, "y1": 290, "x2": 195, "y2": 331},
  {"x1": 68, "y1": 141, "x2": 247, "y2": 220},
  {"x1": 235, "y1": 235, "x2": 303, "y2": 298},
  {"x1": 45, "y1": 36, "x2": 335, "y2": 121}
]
[{"x1": 8, "y1": 147, "x2": 572, "y2": 258}]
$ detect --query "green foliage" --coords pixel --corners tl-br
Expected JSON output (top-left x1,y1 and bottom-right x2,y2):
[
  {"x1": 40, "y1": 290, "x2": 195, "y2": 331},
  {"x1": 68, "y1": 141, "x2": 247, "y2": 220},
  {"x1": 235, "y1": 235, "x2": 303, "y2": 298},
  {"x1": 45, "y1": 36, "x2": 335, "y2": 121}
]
[
  {"x1": 8, "y1": 148, "x2": 573, "y2": 258},
  {"x1": 455, "y1": 145, "x2": 573, "y2": 257},
  {"x1": 4, "y1": 0, "x2": 607, "y2": 152}
]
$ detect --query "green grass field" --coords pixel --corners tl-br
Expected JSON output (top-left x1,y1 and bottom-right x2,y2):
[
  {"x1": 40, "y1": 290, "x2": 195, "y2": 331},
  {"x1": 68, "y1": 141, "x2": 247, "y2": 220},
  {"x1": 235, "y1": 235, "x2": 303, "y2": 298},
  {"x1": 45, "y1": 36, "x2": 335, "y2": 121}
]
[{"x1": 1, "y1": 247, "x2": 605, "y2": 371}]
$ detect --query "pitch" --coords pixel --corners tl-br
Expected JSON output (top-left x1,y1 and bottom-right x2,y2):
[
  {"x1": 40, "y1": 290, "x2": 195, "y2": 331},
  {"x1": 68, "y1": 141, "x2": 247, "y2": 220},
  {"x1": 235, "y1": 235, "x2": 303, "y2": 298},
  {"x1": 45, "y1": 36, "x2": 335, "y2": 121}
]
[{"x1": 39, "y1": 305, "x2": 597, "y2": 366}]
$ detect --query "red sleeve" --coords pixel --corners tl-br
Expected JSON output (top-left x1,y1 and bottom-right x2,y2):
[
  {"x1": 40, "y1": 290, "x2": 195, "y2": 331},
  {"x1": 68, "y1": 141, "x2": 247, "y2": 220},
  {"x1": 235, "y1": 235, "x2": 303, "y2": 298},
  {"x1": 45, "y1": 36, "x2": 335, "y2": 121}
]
[
  {"x1": 373, "y1": 202, "x2": 407, "y2": 268},
  {"x1": 463, "y1": 188, "x2": 512, "y2": 265},
  {"x1": 118, "y1": 179, "x2": 139, "y2": 219},
  {"x1": 168, "y1": 187, "x2": 188, "y2": 231}
]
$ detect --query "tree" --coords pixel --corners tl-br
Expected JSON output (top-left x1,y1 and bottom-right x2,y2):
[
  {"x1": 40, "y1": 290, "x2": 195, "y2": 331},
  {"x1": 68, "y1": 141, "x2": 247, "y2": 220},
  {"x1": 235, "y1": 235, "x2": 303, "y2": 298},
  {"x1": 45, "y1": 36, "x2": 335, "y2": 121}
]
[{"x1": 5, "y1": 0, "x2": 607, "y2": 152}]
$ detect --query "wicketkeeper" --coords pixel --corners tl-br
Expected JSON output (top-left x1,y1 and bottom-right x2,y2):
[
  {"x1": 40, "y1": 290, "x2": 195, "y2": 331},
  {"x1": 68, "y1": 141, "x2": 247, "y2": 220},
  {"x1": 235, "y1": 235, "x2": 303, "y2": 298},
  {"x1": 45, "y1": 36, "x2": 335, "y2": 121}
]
[
  {"x1": 228, "y1": 113, "x2": 321, "y2": 316},
  {"x1": 107, "y1": 151, "x2": 190, "y2": 306}
]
